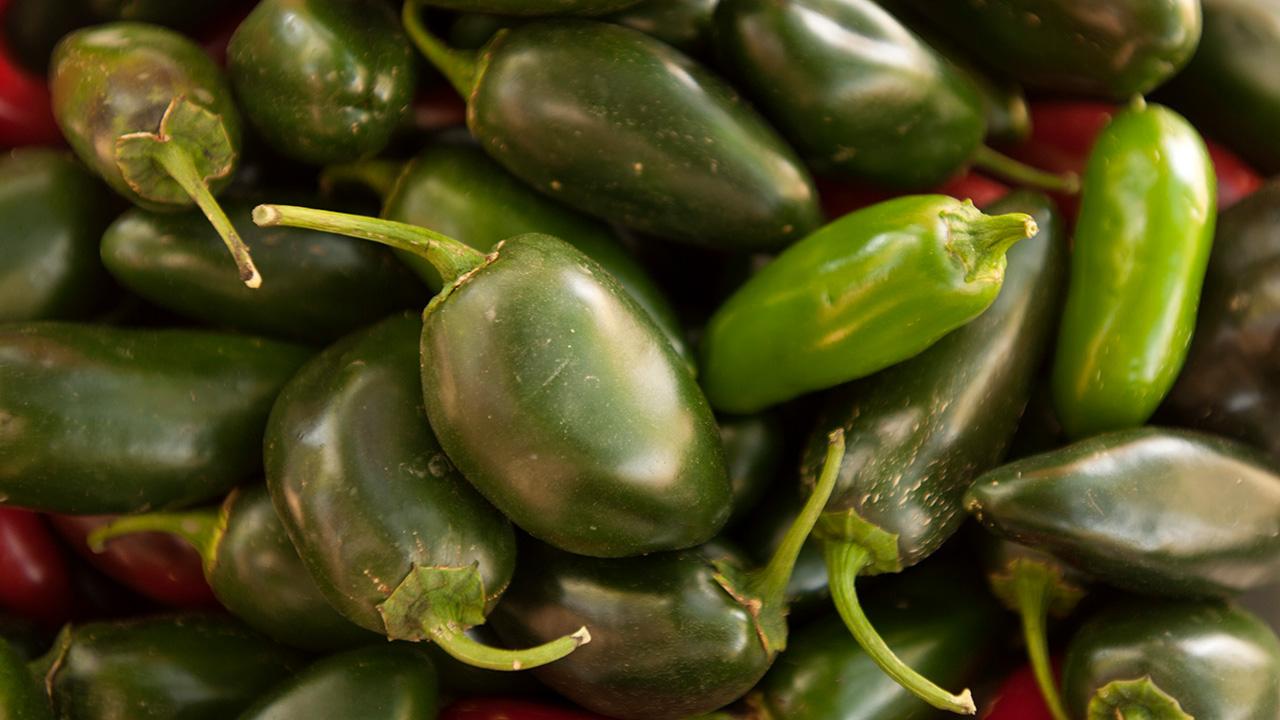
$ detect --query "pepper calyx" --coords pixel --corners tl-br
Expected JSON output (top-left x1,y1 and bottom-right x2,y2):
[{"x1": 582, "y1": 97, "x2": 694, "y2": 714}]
[{"x1": 1087, "y1": 677, "x2": 1192, "y2": 720}]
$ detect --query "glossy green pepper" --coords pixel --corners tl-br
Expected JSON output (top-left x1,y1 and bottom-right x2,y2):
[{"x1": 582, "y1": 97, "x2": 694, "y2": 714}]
[
  {"x1": 49, "y1": 23, "x2": 260, "y2": 287},
  {"x1": 1164, "y1": 179, "x2": 1280, "y2": 464},
  {"x1": 100, "y1": 196, "x2": 425, "y2": 344},
  {"x1": 403, "y1": 5, "x2": 821, "y2": 251},
  {"x1": 264, "y1": 312, "x2": 586, "y2": 670},
  {"x1": 1, "y1": 636, "x2": 49, "y2": 720},
  {"x1": 1063, "y1": 599, "x2": 1280, "y2": 720},
  {"x1": 897, "y1": 0, "x2": 1201, "y2": 99},
  {"x1": 0, "y1": 323, "x2": 310, "y2": 514},
  {"x1": 237, "y1": 644, "x2": 439, "y2": 720},
  {"x1": 720, "y1": 412, "x2": 785, "y2": 525},
  {"x1": 30, "y1": 615, "x2": 304, "y2": 720},
  {"x1": 794, "y1": 191, "x2": 1065, "y2": 713},
  {"x1": 254, "y1": 205, "x2": 731, "y2": 558},
  {"x1": 1051, "y1": 101, "x2": 1215, "y2": 439},
  {"x1": 228, "y1": 0, "x2": 416, "y2": 165},
  {"x1": 0, "y1": 149, "x2": 117, "y2": 323},
  {"x1": 966, "y1": 427, "x2": 1280, "y2": 598},
  {"x1": 701, "y1": 194, "x2": 1036, "y2": 414},
  {"x1": 84, "y1": 485, "x2": 376, "y2": 652}
]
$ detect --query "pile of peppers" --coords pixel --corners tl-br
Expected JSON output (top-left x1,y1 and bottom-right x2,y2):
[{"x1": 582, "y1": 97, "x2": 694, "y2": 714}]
[{"x1": 4, "y1": 0, "x2": 1280, "y2": 718}]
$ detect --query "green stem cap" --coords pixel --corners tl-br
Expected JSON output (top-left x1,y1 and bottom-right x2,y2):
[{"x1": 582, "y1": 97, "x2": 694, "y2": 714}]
[
  {"x1": 402, "y1": 0, "x2": 480, "y2": 98},
  {"x1": 1088, "y1": 678, "x2": 1192, "y2": 720},
  {"x1": 86, "y1": 508, "x2": 221, "y2": 578},
  {"x1": 971, "y1": 145, "x2": 1080, "y2": 195}
]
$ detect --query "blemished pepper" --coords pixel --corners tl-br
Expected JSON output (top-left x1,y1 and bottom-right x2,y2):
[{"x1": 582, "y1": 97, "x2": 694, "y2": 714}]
[
  {"x1": 254, "y1": 205, "x2": 731, "y2": 559},
  {"x1": 794, "y1": 191, "x2": 1065, "y2": 713},
  {"x1": 402, "y1": 5, "x2": 821, "y2": 251},
  {"x1": 227, "y1": 0, "x2": 416, "y2": 166},
  {"x1": 1164, "y1": 179, "x2": 1280, "y2": 465},
  {"x1": 0, "y1": 635, "x2": 49, "y2": 720},
  {"x1": 1063, "y1": 599, "x2": 1280, "y2": 720},
  {"x1": 966, "y1": 427, "x2": 1280, "y2": 598},
  {"x1": 1050, "y1": 100, "x2": 1216, "y2": 439},
  {"x1": 100, "y1": 195, "x2": 425, "y2": 344},
  {"x1": 489, "y1": 432, "x2": 845, "y2": 720},
  {"x1": 0, "y1": 323, "x2": 310, "y2": 514},
  {"x1": 49, "y1": 22, "x2": 260, "y2": 287},
  {"x1": 30, "y1": 614, "x2": 305, "y2": 720},
  {"x1": 264, "y1": 312, "x2": 586, "y2": 670},
  {"x1": 0, "y1": 508, "x2": 72, "y2": 630},
  {"x1": 237, "y1": 644, "x2": 439, "y2": 720},
  {"x1": 0, "y1": 149, "x2": 116, "y2": 323}
]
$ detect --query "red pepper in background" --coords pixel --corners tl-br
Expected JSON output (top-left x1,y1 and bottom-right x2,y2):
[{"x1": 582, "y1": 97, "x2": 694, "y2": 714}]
[
  {"x1": 981, "y1": 662, "x2": 1058, "y2": 720},
  {"x1": 818, "y1": 170, "x2": 1011, "y2": 219},
  {"x1": 413, "y1": 81, "x2": 468, "y2": 132},
  {"x1": 49, "y1": 514, "x2": 220, "y2": 609},
  {"x1": 0, "y1": 507, "x2": 73, "y2": 628},
  {"x1": 0, "y1": 0, "x2": 62, "y2": 148},
  {"x1": 441, "y1": 699, "x2": 609, "y2": 720}
]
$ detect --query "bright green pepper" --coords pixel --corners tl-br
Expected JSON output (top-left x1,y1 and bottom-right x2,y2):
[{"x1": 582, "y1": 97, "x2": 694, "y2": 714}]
[
  {"x1": 1, "y1": 636, "x2": 49, "y2": 720},
  {"x1": 1051, "y1": 101, "x2": 1216, "y2": 439}
]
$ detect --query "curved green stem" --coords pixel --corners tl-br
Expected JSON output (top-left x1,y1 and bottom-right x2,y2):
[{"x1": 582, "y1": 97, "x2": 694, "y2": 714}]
[
  {"x1": 971, "y1": 145, "x2": 1080, "y2": 195},
  {"x1": 154, "y1": 142, "x2": 261, "y2": 288},
  {"x1": 403, "y1": 0, "x2": 479, "y2": 97},
  {"x1": 1011, "y1": 565, "x2": 1070, "y2": 720},
  {"x1": 824, "y1": 541, "x2": 976, "y2": 715},
  {"x1": 320, "y1": 160, "x2": 406, "y2": 203},
  {"x1": 430, "y1": 625, "x2": 590, "y2": 672},
  {"x1": 253, "y1": 204, "x2": 486, "y2": 287},
  {"x1": 86, "y1": 509, "x2": 220, "y2": 575}
]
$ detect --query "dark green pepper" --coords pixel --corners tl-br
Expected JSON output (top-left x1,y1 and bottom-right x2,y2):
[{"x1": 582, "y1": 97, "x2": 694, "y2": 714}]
[
  {"x1": 720, "y1": 412, "x2": 785, "y2": 525},
  {"x1": 606, "y1": 0, "x2": 717, "y2": 55},
  {"x1": 1051, "y1": 101, "x2": 1216, "y2": 439},
  {"x1": 30, "y1": 615, "x2": 304, "y2": 720},
  {"x1": 100, "y1": 196, "x2": 425, "y2": 344},
  {"x1": 701, "y1": 194, "x2": 1037, "y2": 414},
  {"x1": 50, "y1": 23, "x2": 260, "y2": 287},
  {"x1": 237, "y1": 644, "x2": 439, "y2": 720},
  {"x1": 1164, "y1": 179, "x2": 1280, "y2": 464},
  {"x1": 794, "y1": 191, "x2": 1065, "y2": 712},
  {"x1": 403, "y1": 5, "x2": 821, "y2": 251},
  {"x1": 264, "y1": 312, "x2": 586, "y2": 670},
  {"x1": 254, "y1": 205, "x2": 730, "y2": 559},
  {"x1": 1, "y1": 636, "x2": 49, "y2": 720},
  {"x1": 966, "y1": 427, "x2": 1280, "y2": 598},
  {"x1": 421, "y1": 0, "x2": 640, "y2": 14},
  {"x1": 1063, "y1": 599, "x2": 1280, "y2": 720},
  {"x1": 0, "y1": 323, "x2": 310, "y2": 514},
  {"x1": 228, "y1": 0, "x2": 416, "y2": 166},
  {"x1": 0, "y1": 149, "x2": 117, "y2": 323}
]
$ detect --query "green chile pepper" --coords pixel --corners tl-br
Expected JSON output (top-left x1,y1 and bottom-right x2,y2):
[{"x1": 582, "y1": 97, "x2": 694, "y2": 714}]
[
  {"x1": 83, "y1": 485, "x2": 376, "y2": 652},
  {"x1": 701, "y1": 194, "x2": 1036, "y2": 414},
  {"x1": 606, "y1": 0, "x2": 717, "y2": 55},
  {"x1": 228, "y1": 0, "x2": 416, "y2": 165},
  {"x1": 1164, "y1": 179, "x2": 1280, "y2": 464},
  {"x1": 237, "y1": 644, "x2": 439, "y2": 720},
  {"x1": 966, "y1": 427, "x2": 1280, "y2": 598},
  {"x1": 403, "y1": 5, "x2": 821, "y2": 251},
  {"x1": 0, "y1": 149, "x2": 117, "y2": 323},
  {"x1": 419, "y1": 0, "x2": 640, "y2": 15},
  {"x1": 0, "y1": 323, "x2": 310, "y2": 514},
  {"x1": 1051, "y1": 101, "x2": 1216, "y2": 439},
  {"x1": 264, "y1": 312, "x2": 587, "y2": 670},
  {"x1": 254, "y1": 205, "x2": 730, "y2": 559},
  {"x1": 50, "y1": 23, "x2": 261, "y2": 287},
  {"x1": 1063, "y1": 599, "x2": 1280, "y2": 720},
  {"x1": 30, "y1": 615, "x2": 305, "y2": 720},
  {"x1": 1, "y1": 637, "x2": 49, "y2": 720},
  {"x1": 100, "y1": 196, "x2": 425, "y2": 344},
  {"x1": 794, "y1": 191, "x2": 1066, "y2": 713}
]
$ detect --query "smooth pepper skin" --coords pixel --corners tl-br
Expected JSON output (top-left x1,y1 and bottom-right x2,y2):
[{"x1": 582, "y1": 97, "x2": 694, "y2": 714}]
[
  {"x1": 1063, "y1": 599, "x2": 1280, "y2": 720},
  {"x1": 1, "y1": 636, "x2": 49, "y2": 720},
  {"x1": 465, "y1": 20, "x2": 821, "y2": 250},
  {"x1": 36, "y1": 615, "x2": 304, "y2": 720},
  {"x1": 1164, "y1": 180, "x2": 1280, "y2": 465},
  {"x1": 421, "y1": 234, "x2": 730, "y2": 558},
  {"x1": 237, "y1": 644, "x2": 439, "y2": 720},
  {"x1": 0, "y1": 323, "x2": 310, "y2": 514},
  {"x1": 605, "y1": 0, "x2": 717, "y2": 55},
  {"x1": 100, "y1": 197, "x2": 425, "y2": 344},
  {"x1": 900, "y1": 0, "x2": 1202, "y2": 99},
  {"x1": 0, "y1": 149, "x2": 116, "y2": 323},
  {"x1": 713, "y1": 0, "x2": 986, "y2": 189},
  {"x1": 1051, "y1": 102, "x2": 1216, "y2": 439},
  {"x1": 422, "y1": 0, "x2": 640, "y2": 15},
  {"x1": 719, "y1": 412, "x2": 785, "y2": 525},
  {"x1": 966, "y1": 427, "x2": 1280, "y2": 598},
  {"x1": 228, "y1": 0, "x2": 416, "y2": 165},
  {"x1": 701, "y1": 195, "x2": 1035, "y2": 413}
]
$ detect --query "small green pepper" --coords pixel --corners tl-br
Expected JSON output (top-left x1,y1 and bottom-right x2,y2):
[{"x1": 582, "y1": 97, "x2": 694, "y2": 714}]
[
  {"x1": 49, "y1": 23, "x2": 260, "y2": 287},
  {"x1": 1, "y1": 636, "x2": 49, "y2": 720}
]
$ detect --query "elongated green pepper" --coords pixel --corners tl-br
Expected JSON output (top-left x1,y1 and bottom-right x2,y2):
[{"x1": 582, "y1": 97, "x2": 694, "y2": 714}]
[
  {"x1": 1, "y1": 636, "x2": 49, "y2": 720},
  {"x1": 1050, "y1": 101, "x2": 1216, "y2": 438}
]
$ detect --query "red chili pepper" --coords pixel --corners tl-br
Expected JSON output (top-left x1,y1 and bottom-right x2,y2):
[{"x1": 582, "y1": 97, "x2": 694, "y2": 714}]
[
  {"x1": 412, "y1": 81, "x2": 468, "y2": 132},
  {"x1": 0, "y1": 508, "x2": 74, "y2": 628},
  {"x1": 48, "y1": 514, "x2": 220, "y2": 609},
  {"x1": 441, "y1": 699, "x2": 610, "y2": 720},
  {"x1": 981, "y1": 663, "x2": 1057, "y2": 720},
  {"x1": 818, "y1": 170, "x2": 1010, "y2": 219},
  {"x1": 0, "y1": 0, "x2": 63, "y2": 148}
]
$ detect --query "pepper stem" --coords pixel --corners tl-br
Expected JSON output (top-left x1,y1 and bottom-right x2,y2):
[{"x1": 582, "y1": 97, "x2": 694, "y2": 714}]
[
  {"x1": 824, "y1": 541, "x2": 976, "y2": 715},
  {"x1": 86, "y1": 509, "x2": 220, "y2": 575},
  {"x1": 253, "y1": 204, "x2": 486, "y2": 287},
  {"x1": 320, "y1": 160, "x2": 406, "y2": 203},
  {"x1": 971, "y1": 145, "x2": 1079, "y2": 195},
  {"x1": 403, "y1": 0, "x2": 479, "y2": 98},
  {"x1": 432, "y1": 625, "x2": 590, "y2": 672},
  {"x1": 1009, "y1": 563, "x2": 1071, "y2": 720},
  {"x1": 153, "y1": 142, "x2": 261, "y2": 288}
]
